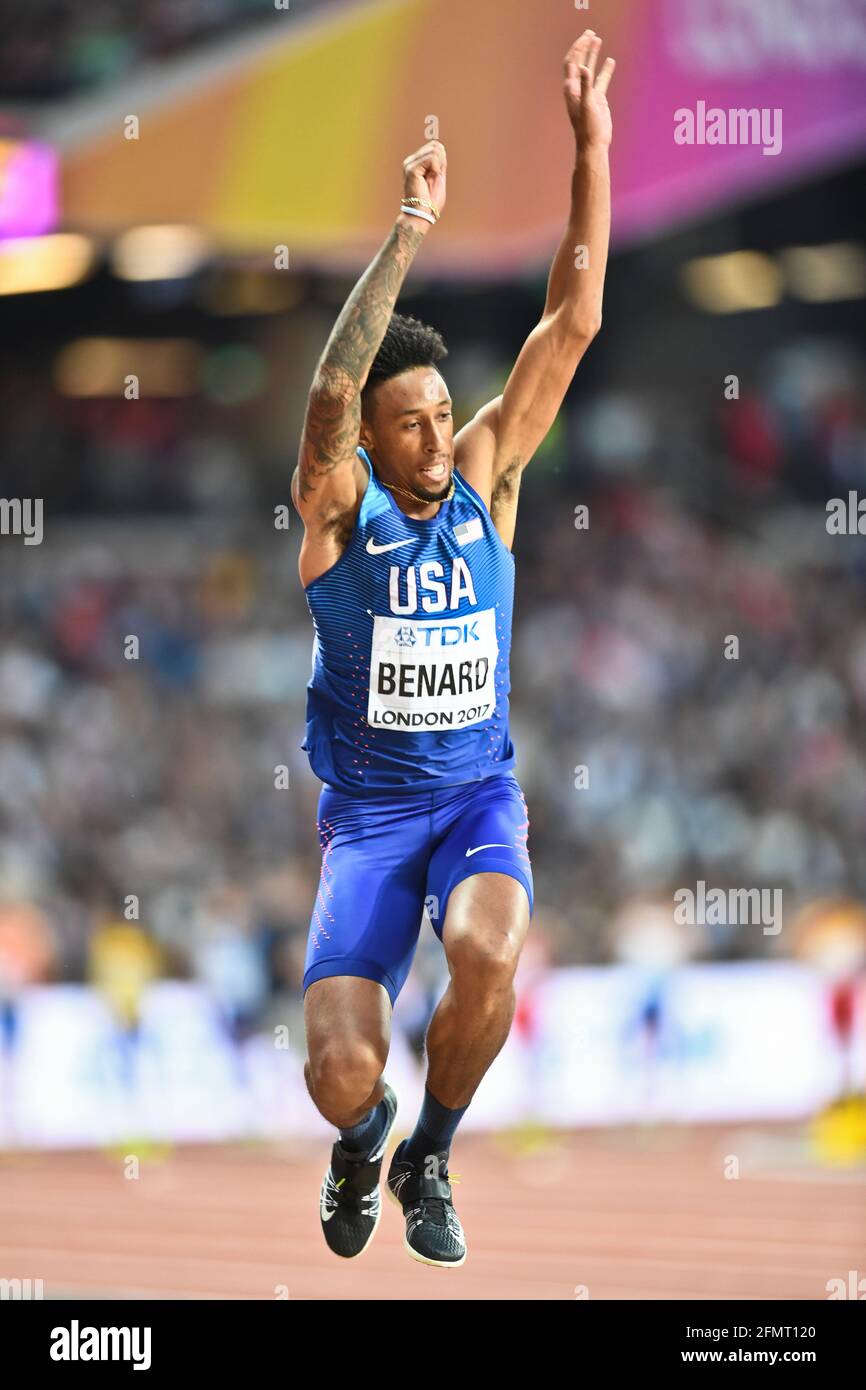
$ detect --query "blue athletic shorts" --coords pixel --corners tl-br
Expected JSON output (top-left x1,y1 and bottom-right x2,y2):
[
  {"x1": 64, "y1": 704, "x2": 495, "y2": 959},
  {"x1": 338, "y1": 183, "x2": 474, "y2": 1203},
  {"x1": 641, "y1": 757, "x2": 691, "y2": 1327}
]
[{"x1": 303, "y1": 770, "x2": 533, "y2": 1008}]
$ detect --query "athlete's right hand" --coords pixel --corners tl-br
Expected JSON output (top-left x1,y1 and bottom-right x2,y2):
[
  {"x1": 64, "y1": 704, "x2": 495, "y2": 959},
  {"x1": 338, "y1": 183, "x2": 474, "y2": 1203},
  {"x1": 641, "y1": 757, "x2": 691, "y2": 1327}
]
[{"x1": 400, "y1": 140, "x2": 446, "y2": 225}]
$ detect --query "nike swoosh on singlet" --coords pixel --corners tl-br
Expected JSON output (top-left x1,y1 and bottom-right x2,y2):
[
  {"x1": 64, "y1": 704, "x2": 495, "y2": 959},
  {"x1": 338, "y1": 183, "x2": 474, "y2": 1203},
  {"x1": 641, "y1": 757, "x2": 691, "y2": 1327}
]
[
  {"x1": 465, "y1": 844, "x2": 513, "y2": 857},
  {"x1": 366, "y1": 536, "x2": 418, "y2": 554}
]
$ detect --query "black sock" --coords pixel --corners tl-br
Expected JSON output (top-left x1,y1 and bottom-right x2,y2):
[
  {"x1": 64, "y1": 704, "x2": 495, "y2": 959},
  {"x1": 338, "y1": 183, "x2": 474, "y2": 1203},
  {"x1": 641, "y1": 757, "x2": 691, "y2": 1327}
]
[
  {"x1": 401, "y1": 1085, "x2": 468, "y2": 1172},
  {"x1": 339, "y1": 1098, "x2": 388, "y2": 1155}
]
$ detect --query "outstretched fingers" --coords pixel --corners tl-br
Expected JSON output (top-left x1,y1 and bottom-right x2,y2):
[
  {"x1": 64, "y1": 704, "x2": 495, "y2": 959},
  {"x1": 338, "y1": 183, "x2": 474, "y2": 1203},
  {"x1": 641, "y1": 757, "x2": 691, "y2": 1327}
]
[
  {"x1": 563, "y1": 29, "x2": 593, "y2": 84},
  {"x1": 595, "y1": 56, "x2": 616, "y2": 96},
  {"x1": 584, "y1": 33, "x2": 601, "y2": 82},
  {"x1": 565, "y1": 30, "x2": 615, "y2": 96}
]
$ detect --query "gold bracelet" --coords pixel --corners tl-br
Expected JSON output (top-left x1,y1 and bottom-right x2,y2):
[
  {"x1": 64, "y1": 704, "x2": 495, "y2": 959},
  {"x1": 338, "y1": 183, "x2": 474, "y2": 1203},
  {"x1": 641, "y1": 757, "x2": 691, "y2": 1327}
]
[{"x1": 401, "y1": 196, "x2": 440, "y2": 221}]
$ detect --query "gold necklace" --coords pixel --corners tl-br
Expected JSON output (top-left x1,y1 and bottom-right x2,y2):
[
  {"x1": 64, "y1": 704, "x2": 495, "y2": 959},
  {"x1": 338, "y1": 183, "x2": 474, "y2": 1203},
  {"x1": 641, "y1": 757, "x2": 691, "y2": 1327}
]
[{"x1": 379, "y1": 474, "x2": 455, "y2": 506}]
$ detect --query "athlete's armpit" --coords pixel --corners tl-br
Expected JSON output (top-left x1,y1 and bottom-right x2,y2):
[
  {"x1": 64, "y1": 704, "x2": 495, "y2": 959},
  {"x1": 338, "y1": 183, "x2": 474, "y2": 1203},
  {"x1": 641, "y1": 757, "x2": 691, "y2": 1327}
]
[
  {"x1": 488, "y1": 452, "x2": 526, "y2": 552},
  {"x1": 454, "y1": 397, "x2": 527, "y2": 551},
  {"x1": 490, "y1": 454, "x2": 523, "y2": 522}
]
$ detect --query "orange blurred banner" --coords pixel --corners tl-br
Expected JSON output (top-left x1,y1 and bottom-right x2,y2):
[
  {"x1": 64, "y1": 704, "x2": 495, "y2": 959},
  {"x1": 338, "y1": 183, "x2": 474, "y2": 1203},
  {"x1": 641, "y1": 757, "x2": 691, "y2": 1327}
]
[{"x1": 60, "y1": 0, "x2": 866, "y2": 273}]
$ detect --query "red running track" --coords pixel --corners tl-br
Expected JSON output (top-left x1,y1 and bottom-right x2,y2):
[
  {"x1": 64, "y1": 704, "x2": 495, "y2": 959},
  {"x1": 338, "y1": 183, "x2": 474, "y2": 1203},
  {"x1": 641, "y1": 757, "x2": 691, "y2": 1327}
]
[{"x1": 1, "y1": 1125, "x2": 863, "y2": 1300}]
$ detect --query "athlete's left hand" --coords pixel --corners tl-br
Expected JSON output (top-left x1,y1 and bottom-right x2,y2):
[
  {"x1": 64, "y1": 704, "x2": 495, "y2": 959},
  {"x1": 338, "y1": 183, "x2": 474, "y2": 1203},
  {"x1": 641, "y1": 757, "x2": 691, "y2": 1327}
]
[{"x1": 563, "y1": 30, "x2": 615, "y2": 149}]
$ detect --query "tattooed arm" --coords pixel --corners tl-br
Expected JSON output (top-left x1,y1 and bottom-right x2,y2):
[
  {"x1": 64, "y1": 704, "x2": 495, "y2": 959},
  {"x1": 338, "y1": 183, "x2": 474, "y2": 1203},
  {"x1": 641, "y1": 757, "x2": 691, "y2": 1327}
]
[{"x1": 292, "y1": 140, "x2": 446, "y2": 556}]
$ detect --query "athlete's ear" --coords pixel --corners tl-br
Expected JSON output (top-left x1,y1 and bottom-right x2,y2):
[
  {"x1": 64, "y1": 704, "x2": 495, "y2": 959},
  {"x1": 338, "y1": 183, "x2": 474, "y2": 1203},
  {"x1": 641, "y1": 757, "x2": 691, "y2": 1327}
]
[
  {"x1": 358, "y1": 413, "x2": 374, "y2": 452},
  {"x1": 358, "y1": 388, "x2": 377, "y2": 452}
]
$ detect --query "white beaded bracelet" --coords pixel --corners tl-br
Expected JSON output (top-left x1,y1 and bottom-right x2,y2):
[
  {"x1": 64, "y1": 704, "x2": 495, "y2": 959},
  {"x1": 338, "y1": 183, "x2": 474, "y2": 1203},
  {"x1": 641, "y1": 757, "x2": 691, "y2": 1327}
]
[{"x1": 399, "y1": 203, "x2": 437, "y2": 225}]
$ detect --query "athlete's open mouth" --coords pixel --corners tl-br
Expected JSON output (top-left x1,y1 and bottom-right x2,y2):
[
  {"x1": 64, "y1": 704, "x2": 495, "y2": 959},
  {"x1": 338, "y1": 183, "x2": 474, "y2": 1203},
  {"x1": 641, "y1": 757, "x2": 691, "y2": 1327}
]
[{"x1": 419, "y1": 459, "x2": 449, "y2": 482}]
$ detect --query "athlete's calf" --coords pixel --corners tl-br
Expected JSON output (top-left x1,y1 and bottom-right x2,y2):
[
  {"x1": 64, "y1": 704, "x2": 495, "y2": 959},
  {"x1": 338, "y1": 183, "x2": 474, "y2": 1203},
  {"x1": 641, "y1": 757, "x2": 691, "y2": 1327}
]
[{"x1": 426, "y1": 871, "x2": 530, "y2": 1109}]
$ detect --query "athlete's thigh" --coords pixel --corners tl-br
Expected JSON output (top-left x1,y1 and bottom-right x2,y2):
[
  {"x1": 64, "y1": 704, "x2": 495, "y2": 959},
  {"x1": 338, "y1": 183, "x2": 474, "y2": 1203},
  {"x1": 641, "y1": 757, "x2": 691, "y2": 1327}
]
[
  {"x1": 303, "y1": 787, "x2": 431, "y2": 1009},
  {"x1": 425, "y1": 772, "x2": 533, "y2": 943}
]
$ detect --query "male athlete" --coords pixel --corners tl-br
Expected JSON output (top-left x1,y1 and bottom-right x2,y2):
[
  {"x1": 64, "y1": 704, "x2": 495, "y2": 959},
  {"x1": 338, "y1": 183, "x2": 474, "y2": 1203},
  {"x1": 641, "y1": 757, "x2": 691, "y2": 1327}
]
[{"x1": 291, "y1": 32, "x2": 614, "y2": 1267}]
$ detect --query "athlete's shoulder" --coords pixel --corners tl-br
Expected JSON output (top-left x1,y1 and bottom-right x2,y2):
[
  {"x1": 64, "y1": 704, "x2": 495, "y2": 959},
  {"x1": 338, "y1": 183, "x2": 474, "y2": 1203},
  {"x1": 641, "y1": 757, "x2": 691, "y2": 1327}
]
[
  {"x1": 291, "y1": 446, "x2": 370, "y2": 522},
  {"x1": 454, "y1": 463, "x2": 493, "y2": 517},
  {"x1": 295, "y1": 449, "x2": 375, "y2": 589}
]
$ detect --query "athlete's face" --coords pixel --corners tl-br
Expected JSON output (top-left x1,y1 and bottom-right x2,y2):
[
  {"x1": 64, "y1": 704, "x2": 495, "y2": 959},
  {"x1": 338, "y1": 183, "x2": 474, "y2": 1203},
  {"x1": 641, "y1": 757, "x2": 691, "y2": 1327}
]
[{"x1": 361, "y1": 368, "x2": 454, "y2": 503}]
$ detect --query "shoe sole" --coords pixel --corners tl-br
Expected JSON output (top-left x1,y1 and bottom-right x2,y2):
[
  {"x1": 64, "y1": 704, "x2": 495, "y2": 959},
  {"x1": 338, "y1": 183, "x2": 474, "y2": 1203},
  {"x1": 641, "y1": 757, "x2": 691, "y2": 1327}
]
[
  {"x1": 321, "y1": 1086, "x2": 398, "y2": 1260},
  {"x1": 385, "y1": 1173, "x2": 467, "y2": 1268}
]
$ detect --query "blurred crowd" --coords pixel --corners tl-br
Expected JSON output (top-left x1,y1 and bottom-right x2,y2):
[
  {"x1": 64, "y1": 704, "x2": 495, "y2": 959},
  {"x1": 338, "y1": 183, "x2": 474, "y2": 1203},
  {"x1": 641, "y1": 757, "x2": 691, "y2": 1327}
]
[
  {"x1": 0, "y1": 332, "x2": 865, "y2": 1040},
  {"x1": 0, "y1": 0, "x2": 302, "y2": 100}
]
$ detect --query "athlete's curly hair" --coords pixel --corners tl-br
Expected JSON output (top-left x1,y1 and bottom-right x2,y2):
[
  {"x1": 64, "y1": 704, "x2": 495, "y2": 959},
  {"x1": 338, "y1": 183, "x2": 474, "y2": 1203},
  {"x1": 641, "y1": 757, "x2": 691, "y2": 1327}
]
[{"x1": 361, "y1": 312, "x2": 448, "y2": 413}]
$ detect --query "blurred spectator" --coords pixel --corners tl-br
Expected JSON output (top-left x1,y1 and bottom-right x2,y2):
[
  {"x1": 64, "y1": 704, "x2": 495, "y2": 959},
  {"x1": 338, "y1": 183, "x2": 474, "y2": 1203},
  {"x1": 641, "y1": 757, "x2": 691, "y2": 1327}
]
[{"x1": 0, "y1": 0, "x2": 294, "y2": 100}]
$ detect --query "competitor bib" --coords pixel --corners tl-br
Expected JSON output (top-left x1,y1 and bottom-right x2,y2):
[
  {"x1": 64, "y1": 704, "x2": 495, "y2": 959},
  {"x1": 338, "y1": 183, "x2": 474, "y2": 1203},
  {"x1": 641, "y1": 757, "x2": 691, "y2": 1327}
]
[{"x1": 367, "y1": 606, "x2": 499, "y2": 730}]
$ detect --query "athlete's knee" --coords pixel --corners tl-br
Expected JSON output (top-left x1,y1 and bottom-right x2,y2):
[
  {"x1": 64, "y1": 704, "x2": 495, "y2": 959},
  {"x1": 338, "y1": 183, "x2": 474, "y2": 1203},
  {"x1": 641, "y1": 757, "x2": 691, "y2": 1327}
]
[
  {"x1": 446, "y1": 921, "x2": 523, "y2": 995},
  {"x1": 304, "y1": 975, "x2": 390, "y2": 1113},
  {"x1": 307, "y1": 1038, "x2": 386, "y2": 1113}
]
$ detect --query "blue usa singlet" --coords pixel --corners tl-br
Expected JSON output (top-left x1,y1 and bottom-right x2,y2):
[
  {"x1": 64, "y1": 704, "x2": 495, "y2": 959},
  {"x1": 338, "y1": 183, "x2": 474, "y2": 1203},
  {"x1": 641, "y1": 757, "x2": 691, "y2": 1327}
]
[{"x1": 300, "y1": 446, "x2": 516, "y2": 793}]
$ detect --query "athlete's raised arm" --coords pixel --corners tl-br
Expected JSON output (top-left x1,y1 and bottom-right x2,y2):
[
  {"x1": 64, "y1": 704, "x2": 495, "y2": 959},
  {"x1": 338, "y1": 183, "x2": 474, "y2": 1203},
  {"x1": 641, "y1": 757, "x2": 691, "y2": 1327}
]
[
  {"x1": 292, "y1": 141, "x2": 447, "y2": 526},
  {"x1": 455, "y1": 31, "x2": 614, "y2": 547}
]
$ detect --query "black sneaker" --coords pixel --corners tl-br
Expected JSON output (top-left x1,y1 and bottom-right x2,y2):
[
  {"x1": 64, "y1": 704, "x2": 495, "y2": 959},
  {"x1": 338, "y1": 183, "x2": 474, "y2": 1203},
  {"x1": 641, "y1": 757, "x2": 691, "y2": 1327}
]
[
  {"x1": 319, "y1": 1083, "x2": 398, "y2": 1259},
  {"x1": 386, "y1": 1138, "x2": 467, "y2": 1267}
]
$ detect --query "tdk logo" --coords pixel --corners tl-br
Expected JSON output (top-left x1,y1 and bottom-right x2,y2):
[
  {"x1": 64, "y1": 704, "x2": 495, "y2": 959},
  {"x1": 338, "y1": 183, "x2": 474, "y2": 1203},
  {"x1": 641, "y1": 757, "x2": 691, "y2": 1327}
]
[
  {"x1": 390, "y1": 621, "x2": 479, "y2": 649},
  {"x1": 418, "y1": 621, "x2": 479, "y2": 647}
]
